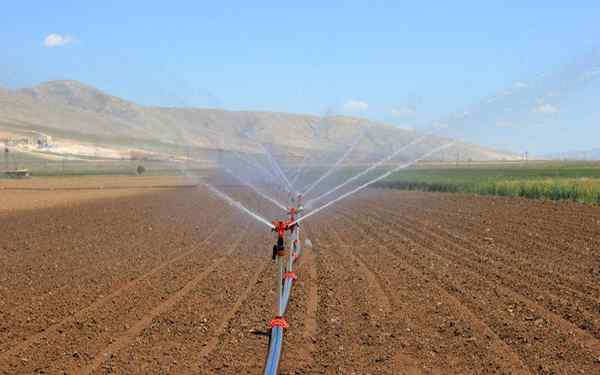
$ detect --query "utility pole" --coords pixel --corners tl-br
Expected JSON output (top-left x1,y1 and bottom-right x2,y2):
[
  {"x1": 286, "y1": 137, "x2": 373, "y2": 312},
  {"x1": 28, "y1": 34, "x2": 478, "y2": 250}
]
[{"x1": 4, "y1": 145, "x2": 8, "y2": 172}]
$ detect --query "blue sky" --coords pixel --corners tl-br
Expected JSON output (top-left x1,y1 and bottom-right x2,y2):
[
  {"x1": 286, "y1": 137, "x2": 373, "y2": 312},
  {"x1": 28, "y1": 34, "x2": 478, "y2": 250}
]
[{"x1": 1, "y1": 1, "x2": 600, "y2": 154}]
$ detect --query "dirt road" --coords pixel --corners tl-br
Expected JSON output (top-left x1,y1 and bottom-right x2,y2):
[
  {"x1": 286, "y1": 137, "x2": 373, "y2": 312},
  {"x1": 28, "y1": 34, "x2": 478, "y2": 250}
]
[{"x1": 1, "y1": 186, "x2": 599, "y2": 374}]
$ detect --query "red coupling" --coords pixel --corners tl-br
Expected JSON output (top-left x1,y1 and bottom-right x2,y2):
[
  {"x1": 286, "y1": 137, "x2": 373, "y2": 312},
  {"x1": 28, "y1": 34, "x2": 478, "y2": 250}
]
[
  {"x1": 283, "y1": 271, "x2": 297, "y2": 281},
  {"x1": 271, "y1": 220, "x2": 292, "y2": 237},
  {"x1": 269, "y1": 316, "x2": 289, "y2": 329}
]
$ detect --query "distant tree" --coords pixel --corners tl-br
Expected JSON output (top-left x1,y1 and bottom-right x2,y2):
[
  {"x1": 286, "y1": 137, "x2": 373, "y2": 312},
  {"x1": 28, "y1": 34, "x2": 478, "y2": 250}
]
[{"x1": 136, "y1": 165, "x2": 146, "y2": 175}]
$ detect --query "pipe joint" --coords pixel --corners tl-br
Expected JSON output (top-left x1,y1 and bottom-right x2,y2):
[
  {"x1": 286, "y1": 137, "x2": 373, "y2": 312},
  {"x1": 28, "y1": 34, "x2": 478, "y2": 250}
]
[{"x1": 269, "y1": 317, "x2": 289, "y2": 329}]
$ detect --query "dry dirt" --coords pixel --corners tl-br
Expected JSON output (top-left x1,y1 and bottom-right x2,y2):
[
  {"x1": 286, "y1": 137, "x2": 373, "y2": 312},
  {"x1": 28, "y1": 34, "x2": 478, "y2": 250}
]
[
  {"x1": 0, "y1": 176, "x2": 194, "y2": 213},
  {"x1": 1, "y1": 185, "x2": 600, "y2": 374}
]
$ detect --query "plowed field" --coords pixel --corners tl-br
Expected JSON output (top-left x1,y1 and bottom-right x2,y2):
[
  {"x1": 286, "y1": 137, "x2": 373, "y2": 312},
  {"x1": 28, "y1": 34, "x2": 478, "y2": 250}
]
[{"x1": 1, "y1": 182, "x2": 600, "y2": 374}]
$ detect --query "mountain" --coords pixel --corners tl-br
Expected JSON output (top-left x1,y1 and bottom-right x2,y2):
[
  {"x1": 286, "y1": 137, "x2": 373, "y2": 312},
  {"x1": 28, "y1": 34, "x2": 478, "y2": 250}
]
[{"x1": 0, "y1": 80, "x2": 520, "y2": 162}]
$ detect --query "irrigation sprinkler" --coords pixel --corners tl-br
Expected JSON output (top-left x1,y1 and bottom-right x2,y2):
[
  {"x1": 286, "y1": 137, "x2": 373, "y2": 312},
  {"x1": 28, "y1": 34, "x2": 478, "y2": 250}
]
[
  {"x1": 207, "y1": 126, "x2": 449, "y2": 374},
  {"x1": 206, "y1": 141, "x2": 450, "y2": 373},
  {"x1": 178, "y1": 48, "x2": 600, "y2": 374},
  {"x1": 264, "y1": 204, "x2": 303, "y2": 375}
]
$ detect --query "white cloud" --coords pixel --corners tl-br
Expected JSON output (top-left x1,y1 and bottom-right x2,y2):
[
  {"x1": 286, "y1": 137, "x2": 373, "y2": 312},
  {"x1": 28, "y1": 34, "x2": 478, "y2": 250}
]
[
  {"x1": 452, "y1": 110, "x2": 470, "y2": 119},
  {"x1": 43, "y1": 33, "x2": 75, "y2": 47},
  {"x1": 533, "y1": 103, "x2": 559, "y2": 114},
  {"x1": 544, "y1": 91, "x2": 559, "y2": 98},
  {"x1": 512, "y1": 81, "x2": 528, "y2": 89},
  {"x1": 496, "y1": 121, "x2": 544, "y2": 129},
  {"x1": 391, "y1": 105, "x2": 416, "y2": 117},
  {"x1": 394, "y1": 124, "x2": 415, "y2": 131},
  {"x1": 343, "y1": 99, "x2": 369, "y2": 112},
  {"x1": 496, "y1": 121, "x2": 518, "y2": 128},
  {"x1": 580, "y1": 69, "x2": 600, "y2": 82}
]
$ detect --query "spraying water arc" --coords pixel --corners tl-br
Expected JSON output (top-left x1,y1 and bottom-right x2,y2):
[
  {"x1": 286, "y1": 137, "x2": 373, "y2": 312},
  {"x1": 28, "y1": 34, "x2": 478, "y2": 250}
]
[
  {"x1": 261, "y1": 144, "x2": 295, "y2": 194},
  {"x1": 228, "y1": 151, "x2": 287, "y2": 189},
  {"x1": 293, "y1": 143, "x2": 454, "y2": 226},
  {"x1": 305, "y1": 129, "x2": 439, "y2": 207},
  {"x1": 222, "y1": 168, "x2": 289, "y2": 212},
  {"x1": 204, "y1": 183, "x2": 275, "y2": 229},
  {"x1": 301, "y1": 125, "x2": 370, "y2": 197}
]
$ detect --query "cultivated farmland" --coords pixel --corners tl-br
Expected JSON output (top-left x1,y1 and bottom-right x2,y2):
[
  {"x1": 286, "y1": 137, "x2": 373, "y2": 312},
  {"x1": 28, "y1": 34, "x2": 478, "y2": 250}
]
[
  {"x1": 1, "y1": 177, "x2": 599, "y2": 374},
  {"x1": 379, "y1": 161, "x2": 600, "y2": 204}
]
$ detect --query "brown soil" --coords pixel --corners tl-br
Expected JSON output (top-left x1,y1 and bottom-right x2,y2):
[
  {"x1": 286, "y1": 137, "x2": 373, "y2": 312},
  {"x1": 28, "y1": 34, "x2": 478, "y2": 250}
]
[
  {"x1": 1, "y1": 187, "x2": 599, "y2": 374},
  {"x1": 0, "y1": 175, "x2": 194, "y2": 213}
]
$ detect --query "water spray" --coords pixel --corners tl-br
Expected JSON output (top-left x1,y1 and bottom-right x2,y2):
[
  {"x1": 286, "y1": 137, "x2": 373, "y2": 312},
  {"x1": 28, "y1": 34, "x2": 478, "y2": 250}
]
[
  {"x1": 204, "y1": 183, "x2": 275, "y2": 229},
  {"x1": 292, "y1": 143, "x2": 454, "y2": 226},
  {"x1": 288, "y1": 111, "x2": 335, "y2": 189},
  {"x1": 301, "y1": 125, "x2": 370, "y2": 196},
  {"x1": 262, "y1": 144, "x2": 295, "y2": 194},
  {"x1": 223, "y1": 168, "x2": 289, "y2": 212},
  {"x1": 305, "y1": 130, "x2": 438, "y2": 206},
  {"x1": 228, "y1": 151, "x2": 287, "y2": 189}
]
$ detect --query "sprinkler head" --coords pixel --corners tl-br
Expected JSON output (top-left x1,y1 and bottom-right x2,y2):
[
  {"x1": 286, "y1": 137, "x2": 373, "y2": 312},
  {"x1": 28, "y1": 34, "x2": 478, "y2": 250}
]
[
  {"x1": 271, "y1": 220, "x2": 289, "y2": 237},
  {"x1": 271, "y1": 220, "x2": 289, "y2": 259}
]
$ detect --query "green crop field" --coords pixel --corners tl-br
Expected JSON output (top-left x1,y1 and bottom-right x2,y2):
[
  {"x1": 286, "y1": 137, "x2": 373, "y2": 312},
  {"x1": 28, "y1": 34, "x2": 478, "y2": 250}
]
[
  {"x1": 377, "y1": 161, "x2": 600, "y2": 204},
  {"x1": 1, "y1": 150, "x2": 187, "y2": 178}
]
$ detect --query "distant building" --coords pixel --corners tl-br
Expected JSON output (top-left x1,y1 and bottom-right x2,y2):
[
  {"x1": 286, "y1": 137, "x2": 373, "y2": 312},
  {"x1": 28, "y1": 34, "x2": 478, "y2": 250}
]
[
  {"x1": 34, "y1": 132, "x2": 52, "y2": 148},
  {"x1": 7, "y1": 137, "x2": 30, "y2": 146}
]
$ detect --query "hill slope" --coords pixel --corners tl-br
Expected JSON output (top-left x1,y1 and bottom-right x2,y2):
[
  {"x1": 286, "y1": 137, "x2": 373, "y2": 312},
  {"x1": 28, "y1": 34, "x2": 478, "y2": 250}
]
[{"x1": 1, "y1": 80, "x2": 519, "y2": 162}]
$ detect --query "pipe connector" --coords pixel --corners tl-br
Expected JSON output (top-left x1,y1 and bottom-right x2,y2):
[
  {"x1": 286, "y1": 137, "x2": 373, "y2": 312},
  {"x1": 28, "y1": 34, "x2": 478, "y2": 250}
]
[{"x1": 269, "y1": 317, "x2": 289, "y2": 329}]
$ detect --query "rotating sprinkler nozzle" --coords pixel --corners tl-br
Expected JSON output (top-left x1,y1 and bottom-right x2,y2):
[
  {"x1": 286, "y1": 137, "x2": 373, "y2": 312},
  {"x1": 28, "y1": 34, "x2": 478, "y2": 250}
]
[{"x1": 271, "y1": 220, "x2": 290, "y2": 260}]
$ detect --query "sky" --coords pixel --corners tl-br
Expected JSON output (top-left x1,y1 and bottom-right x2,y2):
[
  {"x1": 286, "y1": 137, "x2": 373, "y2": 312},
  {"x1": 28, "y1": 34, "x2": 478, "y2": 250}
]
[{"x1": 1, "y1": 1, "x2": 600, "y2": 154}]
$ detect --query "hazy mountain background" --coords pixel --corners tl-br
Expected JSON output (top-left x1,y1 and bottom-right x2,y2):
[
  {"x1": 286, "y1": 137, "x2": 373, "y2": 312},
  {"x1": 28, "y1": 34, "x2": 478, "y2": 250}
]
[{"x1": 0, "y1": 80, "x2": 520, "y2": 163}]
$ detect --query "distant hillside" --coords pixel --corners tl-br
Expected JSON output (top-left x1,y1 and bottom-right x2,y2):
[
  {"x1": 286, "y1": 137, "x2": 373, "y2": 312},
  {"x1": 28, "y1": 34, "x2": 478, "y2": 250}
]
[{"x1": 0, "y1": 80, "x2": 520, "y2": 162}]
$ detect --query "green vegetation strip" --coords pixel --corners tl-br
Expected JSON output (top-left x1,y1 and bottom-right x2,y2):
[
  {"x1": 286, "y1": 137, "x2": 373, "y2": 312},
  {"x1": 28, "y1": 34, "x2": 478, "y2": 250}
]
[{"x1": 377, "y1": 162, "x2": 600, "y2": 205}]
